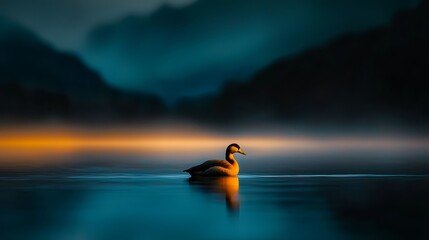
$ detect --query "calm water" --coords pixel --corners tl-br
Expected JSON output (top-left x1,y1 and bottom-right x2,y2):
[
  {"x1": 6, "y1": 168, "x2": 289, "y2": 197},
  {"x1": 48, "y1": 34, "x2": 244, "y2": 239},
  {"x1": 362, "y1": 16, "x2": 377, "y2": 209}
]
[{"x1": 1, "y1": 172, "x2": 429, "y2": 240}]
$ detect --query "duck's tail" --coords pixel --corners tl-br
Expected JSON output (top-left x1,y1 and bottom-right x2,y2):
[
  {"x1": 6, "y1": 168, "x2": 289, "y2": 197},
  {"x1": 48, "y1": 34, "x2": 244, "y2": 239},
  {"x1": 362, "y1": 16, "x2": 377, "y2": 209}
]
[{"x1": 183, "y1": 169, "x2": 194, "y2": 176}]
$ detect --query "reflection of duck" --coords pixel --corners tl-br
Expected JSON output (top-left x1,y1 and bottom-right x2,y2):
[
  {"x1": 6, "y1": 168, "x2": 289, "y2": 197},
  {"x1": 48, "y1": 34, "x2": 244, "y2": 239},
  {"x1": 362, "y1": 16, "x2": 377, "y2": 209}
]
[
  {"x1": 184, "y1": 143, "x2": 246, "y2": 176},
  {"x1": 189, "y1": 176, "x2": 240, "y2": 211}
]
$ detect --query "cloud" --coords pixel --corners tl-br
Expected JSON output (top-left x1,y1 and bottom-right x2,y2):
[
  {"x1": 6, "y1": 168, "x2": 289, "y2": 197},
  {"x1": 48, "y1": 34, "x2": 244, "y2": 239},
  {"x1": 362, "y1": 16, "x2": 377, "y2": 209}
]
[
  {"x1": 0, "y1": 0, "x2": 197, "y2": 49},
  {"x1": 80, "y1": 0, "x2": 421, "y2": 101}
]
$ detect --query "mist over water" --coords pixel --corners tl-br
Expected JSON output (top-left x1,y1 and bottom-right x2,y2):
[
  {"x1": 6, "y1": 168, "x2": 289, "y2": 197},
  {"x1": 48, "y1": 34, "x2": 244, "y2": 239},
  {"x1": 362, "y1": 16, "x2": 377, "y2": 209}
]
[{"x1": 0, "y1": 123, "x2": 428, "y2": 174}]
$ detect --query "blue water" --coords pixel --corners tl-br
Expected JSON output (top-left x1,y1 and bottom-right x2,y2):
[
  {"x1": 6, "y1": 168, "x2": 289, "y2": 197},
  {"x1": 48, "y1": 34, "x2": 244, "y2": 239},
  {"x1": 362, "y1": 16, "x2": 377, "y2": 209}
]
[{"x1": 1, "y1": 173, "x2": 428, "y2": 240}]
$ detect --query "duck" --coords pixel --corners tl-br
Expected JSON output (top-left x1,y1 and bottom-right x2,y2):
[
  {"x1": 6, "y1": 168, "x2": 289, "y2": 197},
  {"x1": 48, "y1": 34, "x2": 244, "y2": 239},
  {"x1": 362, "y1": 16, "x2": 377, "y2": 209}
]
[{"x1": 183, "y1": 143, "x2": 246, "y2": 176}]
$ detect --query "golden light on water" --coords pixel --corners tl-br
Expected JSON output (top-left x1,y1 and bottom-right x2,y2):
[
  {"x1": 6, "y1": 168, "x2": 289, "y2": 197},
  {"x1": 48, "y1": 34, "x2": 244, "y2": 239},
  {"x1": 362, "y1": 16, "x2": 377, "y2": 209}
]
[{"x1": 0, "y1": 125, "x2": 428, "y2": 168}]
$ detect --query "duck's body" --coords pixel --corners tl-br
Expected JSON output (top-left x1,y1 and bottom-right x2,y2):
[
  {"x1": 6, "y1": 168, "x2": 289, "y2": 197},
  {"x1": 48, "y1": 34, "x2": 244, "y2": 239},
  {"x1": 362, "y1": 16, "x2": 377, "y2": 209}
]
[
  {"x1": 184, "y1": 159, "x2": 239, "y2": 177},
  {"x1": 184, "y1": 143, "x2": 246, "y2": 177}
]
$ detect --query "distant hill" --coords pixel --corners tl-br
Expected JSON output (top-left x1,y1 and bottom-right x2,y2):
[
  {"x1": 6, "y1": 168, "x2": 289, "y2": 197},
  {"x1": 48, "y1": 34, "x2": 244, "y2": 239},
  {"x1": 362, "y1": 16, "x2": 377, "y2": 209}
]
[
  {"x1": 0, "y1": 16, "x2": 165, "y2": 122},
  {"x1": 81, "y1": 0, "x2": 419, "y2": 101},
  {"x1": 177, "y1": 1, "x2": 429, "y2": 125}
]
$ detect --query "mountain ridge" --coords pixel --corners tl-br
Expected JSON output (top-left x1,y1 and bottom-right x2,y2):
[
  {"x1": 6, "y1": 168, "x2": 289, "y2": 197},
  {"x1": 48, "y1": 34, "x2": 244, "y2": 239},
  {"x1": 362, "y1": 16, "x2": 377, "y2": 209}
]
[
  {"x1": 0, "y1": 16, "x2": 165, "y2": 122},
  {"x1": 176, "y1": 1, "x2": 429, "y2": 125}
]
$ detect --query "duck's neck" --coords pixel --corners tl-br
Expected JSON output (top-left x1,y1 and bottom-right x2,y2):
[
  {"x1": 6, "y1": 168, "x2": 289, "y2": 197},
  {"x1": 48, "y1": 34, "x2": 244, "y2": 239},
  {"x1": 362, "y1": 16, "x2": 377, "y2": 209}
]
[{"x1": 226, "y1": 150, "x2": 237, "y2": 165}]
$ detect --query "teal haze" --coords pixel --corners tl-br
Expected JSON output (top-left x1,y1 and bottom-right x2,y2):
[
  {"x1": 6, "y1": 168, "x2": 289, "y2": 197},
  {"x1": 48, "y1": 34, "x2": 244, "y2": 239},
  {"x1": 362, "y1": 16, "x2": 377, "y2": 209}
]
[{"x1": 80, "y1": 0, "x2": 420, "y2": 101}]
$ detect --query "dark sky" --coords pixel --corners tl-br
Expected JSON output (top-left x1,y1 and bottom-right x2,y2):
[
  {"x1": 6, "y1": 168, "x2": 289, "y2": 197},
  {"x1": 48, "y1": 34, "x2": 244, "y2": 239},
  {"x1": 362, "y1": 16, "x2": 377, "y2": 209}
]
[
  {"x1": 0, "y1": 0, "x2": 195, "y2": 49},
  {"x1": 0, "y1": 0, "x2": 422, "y2": 101}
]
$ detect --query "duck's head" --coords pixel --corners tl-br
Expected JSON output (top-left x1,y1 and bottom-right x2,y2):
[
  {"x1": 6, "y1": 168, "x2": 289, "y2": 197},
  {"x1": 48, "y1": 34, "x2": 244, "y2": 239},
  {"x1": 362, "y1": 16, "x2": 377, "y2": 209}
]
[{"x1": 228, "y1": 143, "x2": 246, "y2": 155}]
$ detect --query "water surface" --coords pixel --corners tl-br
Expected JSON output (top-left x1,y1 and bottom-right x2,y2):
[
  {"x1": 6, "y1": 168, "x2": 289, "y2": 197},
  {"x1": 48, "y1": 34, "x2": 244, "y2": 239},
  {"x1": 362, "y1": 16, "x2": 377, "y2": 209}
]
[{"x1": 1, "y1": 173, "x2": 428, "y2": 240}]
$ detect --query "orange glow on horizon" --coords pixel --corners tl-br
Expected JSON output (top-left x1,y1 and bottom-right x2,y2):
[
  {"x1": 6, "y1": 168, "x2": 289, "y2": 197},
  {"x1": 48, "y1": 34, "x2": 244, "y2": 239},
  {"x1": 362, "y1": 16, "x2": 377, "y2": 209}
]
[{"x1": 0, "y1": 125, "x2": 428, "y2": 168}]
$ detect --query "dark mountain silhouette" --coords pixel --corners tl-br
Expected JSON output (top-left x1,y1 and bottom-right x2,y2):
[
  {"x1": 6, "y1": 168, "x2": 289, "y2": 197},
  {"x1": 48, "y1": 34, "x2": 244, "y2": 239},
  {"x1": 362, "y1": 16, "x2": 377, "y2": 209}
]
[
  {"x1": 177, "y1": 1, "x2": 429, "y2": 125},
  {"x1": 82, "y1": 0, "x2": 419, "y2": 101},
  {"x1": 0, "y1": 16, "x2": 165, "y2": 122}
]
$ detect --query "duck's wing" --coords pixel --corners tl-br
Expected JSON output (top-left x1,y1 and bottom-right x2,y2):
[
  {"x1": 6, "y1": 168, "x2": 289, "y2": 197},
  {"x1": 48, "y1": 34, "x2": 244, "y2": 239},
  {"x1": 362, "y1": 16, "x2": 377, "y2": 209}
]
[{"x1": 184, "y1": 160, "x2": 230, "y2": 174}]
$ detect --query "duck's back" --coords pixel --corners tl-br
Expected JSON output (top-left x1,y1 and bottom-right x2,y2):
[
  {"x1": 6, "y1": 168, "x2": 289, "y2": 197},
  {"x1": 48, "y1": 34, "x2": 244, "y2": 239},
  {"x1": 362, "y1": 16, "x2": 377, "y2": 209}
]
[{"x1": 184, "y1": 160, "x2": 231, "y2": 176}]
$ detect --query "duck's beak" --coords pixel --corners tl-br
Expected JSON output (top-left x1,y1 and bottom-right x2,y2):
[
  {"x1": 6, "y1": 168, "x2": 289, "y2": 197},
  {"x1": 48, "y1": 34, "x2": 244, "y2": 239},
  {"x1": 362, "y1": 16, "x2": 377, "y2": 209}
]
[{"x1": 238, "y1": 149, "x2": 247, "y2": 155}]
